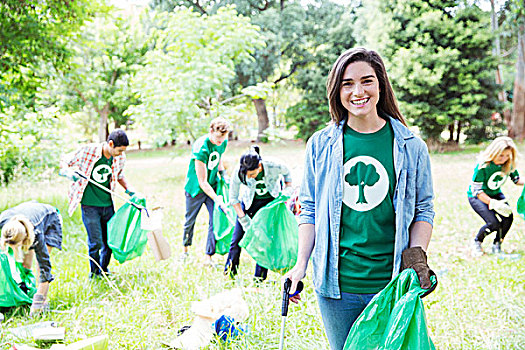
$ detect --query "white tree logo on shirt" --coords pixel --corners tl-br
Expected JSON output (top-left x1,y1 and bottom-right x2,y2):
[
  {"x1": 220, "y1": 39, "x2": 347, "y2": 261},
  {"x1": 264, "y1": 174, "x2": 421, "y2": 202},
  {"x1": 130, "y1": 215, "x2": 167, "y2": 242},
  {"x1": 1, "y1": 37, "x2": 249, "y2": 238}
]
[
  {"x1": 343, "y1": 156, "x2": 389, "y2": 212},
  {"x1": 487, "y1": 171, "x2": 507, "y2": 190},
  {"x1": 92, "y1": 164, "x2": 112, "y2": 183},
  {"x1": 255, "y1": 180, "x2": 268, "y2": 196},
  {"x1": 208, "y1": 151, "x2": 220, "y2": 170}
]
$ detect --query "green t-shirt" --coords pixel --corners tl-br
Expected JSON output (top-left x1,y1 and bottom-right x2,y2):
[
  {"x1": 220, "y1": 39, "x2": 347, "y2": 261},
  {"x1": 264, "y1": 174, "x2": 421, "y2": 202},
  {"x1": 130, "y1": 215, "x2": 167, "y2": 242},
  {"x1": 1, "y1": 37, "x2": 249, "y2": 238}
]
[
  {"x1": 184, "y1": 135, "x2": 228, "y2": 198},
  {"x1": 467, "y1": 162, "x2": 519, "y2": 198},
  {"x1": 81, "y1": 156, "x2": 113, "y2": 207},
  {"x1": 253, "y1": 167, "x2": 274, "y2": 200},
  {"x1": 339, "y1": 121, "x2": 396, "y2": 294}
]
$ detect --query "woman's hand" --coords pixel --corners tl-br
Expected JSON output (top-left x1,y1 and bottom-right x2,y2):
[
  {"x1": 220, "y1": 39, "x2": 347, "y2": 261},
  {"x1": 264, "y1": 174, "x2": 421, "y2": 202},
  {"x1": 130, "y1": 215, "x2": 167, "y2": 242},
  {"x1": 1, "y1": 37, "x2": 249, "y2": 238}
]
[{"x1": 282, "y1": 263, "x2": 307, "y2": 304}]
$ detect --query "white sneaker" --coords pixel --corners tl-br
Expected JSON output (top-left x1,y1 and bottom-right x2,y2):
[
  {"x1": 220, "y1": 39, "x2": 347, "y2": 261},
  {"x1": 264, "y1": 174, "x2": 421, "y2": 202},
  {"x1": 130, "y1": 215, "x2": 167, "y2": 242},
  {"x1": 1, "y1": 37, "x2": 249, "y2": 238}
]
[
  {"x1": 472, "y1": 240, "x2": 484, "y2": 257},
  {"x1": 179, "y1": 252, "x2": 190, "y2": 262},
  {"x1": 491, "y1": 242, "x2": 502, "y2": 254}
]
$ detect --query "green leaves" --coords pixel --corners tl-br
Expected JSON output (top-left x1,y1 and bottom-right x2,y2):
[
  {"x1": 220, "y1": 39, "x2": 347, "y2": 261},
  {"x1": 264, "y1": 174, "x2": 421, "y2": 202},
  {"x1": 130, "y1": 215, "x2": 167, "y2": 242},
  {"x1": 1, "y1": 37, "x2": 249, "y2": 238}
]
[
  {"x1": 127, "y1": 6, "x2": 263, "y2": 142},
  {"x1": 360, "y1": 0, "x2": 501, "y2": 141},
  {"x1": 0, "y1": 0, "x2": 102, "y2": 110},
  {"x1": 0, "y1": 107, "x2": 62, "y2": 184}
]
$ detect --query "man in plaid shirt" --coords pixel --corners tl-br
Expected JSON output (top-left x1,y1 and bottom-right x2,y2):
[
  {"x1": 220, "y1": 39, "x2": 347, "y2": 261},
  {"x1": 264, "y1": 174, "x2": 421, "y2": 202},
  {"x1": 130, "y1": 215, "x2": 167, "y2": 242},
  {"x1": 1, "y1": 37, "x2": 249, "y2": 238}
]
[{"x1": 60, "y1": 129, "x2": 134, "y2": 278}]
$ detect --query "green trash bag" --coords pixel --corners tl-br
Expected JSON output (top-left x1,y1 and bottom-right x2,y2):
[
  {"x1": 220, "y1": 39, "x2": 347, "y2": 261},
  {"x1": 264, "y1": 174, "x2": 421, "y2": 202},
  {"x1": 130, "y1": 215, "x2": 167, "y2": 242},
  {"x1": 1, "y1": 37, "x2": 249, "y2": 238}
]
[
  {"x1": 213, "y1": 178, "x2": 235, "y2": 255},
  {"x1": 108, "y1": 195, "x2": 149, "y2": 264},
  {"x1": 0, "y1": 247, "x2": 37, "y2": 307},
  {"x1": 344, "y1": 269, "x2": 437, "y2": 350},
  {"x1": 517, "y1": 186, "x2": 525, "y2": 220},
  {"x1": 239, "y1": 194, "x2": 298, "y2": 272}
]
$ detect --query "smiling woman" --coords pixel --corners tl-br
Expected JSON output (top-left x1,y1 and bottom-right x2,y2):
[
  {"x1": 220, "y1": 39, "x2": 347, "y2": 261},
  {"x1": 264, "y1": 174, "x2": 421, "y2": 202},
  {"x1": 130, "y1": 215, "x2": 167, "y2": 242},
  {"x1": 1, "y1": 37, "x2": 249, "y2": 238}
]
[{"x1": 283, "y1": 47, "x2": 437, "y2": 350}]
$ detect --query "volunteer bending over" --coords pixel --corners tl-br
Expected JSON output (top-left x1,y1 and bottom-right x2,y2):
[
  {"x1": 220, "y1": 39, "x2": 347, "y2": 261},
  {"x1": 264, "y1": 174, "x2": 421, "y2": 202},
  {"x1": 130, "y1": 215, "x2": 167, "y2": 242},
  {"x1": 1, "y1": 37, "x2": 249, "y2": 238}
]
[
  {"x1": 0, "y1": 201, "x2": 63, "y2": 315},
  {"x1": 224, "y1": 146, "x2": 292, "y2": 280},
  {"x1": 182, "y1": 117, "x2": 231, "y2": 265},
  {"x1": 283, "y1": 48, "x2": 436, "y2": 350},
  {"x1": 468, "y1": 136, "x2": 523, "y2": 256}
]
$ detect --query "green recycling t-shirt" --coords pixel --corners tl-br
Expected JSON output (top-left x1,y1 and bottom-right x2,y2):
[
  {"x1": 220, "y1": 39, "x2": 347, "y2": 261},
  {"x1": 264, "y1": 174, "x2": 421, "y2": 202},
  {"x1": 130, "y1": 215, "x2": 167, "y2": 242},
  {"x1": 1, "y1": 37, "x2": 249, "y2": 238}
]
[
  {"x1": 339, "y1": 121, "x2": 396, "y2": 294},
  {"x1": 467, "y1": 162, "x2": 520, "y2": 198},
  {"x1": 184, "y1": 135, "x2": 228, "y2": 198},
  {"x1": 81, "y1": 156, "x2": 113, "y2": 207},
  {"x1": 253, "y1": 167, "x2": 274, "y2": 200}
]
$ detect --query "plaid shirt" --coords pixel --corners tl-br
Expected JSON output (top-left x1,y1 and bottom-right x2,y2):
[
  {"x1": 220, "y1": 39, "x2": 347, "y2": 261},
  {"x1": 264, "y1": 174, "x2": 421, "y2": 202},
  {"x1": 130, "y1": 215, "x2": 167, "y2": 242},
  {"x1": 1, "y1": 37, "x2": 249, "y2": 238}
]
[{"x1": 62, "y1": 142, "x2": 126, "y2": 216}]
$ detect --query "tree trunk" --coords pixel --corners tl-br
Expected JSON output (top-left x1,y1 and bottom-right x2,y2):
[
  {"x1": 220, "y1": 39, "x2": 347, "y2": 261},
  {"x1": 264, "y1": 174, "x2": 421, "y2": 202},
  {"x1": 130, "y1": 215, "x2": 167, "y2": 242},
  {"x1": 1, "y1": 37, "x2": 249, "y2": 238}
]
[
  {"x1": 448, "y1": 123, "x2": 454, "y2": 142},
  {"x1": 511, "y1": 24, "x2": 525, "y2": 140},
  {"x1": 455, "y1": 120, "x2": 462, "y2": 143},
  {"x1": 491, "y1": 0, "x2": 513, "y2": 130},
  {"x1": 253, "y1": 98, "x2": 269, "y2": 141},
  {"x1": 98, "y1": 104, "x2": 110, "y2": 142}
]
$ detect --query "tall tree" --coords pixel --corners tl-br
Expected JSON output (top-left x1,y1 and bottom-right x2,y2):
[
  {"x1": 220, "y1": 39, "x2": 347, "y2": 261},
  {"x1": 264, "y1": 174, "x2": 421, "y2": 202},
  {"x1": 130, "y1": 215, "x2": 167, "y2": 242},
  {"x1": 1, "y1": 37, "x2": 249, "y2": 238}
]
[
  {"x1": 0, "y1": 0, "x2": 99, "y2": 110},
  {"x1": 286, "y1": 2, "x2": 355, "y2": 140},
  {"x1": 357, "y1": 0, "x2": 501, "y2": 142},
  {"x1": 491, "y1": 0, "x2": 512, "y2": 126},
  {"x1": 44, "y1": 12, "x2": 149, "y2": 141},
  {"x1": 126, "y1": 6, "x2": 263, "y2": 143},
  {"x1": 152, "y1": 0, "x2": 320, "y2": 141},
  {"x1": 505, "y1": 0, "x2": 525, "y2": 138}
]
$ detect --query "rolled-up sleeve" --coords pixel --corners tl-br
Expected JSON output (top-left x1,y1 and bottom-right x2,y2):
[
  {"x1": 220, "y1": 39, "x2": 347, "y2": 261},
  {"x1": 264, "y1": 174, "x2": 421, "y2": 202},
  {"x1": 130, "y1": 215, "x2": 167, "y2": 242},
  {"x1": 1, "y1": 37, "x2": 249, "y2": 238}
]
[
  {"x1": 228, "y1": 166, "x2": 242, "y2": 206},
  {"x1": 31, "y1": 230, "x2": 54, "y2": 283},
  {"x1": 280, "y1": 163, "x2": 292, "y2": 184},
  {"x1": 413, "y1": 142, "x2": 435, "y2": 226},
  {"x1": 116, "y1": 154, "x2": 126, "y2": 180},
  {"x1": 298, "y1": 137, "x2": 316, "y2": 225}
]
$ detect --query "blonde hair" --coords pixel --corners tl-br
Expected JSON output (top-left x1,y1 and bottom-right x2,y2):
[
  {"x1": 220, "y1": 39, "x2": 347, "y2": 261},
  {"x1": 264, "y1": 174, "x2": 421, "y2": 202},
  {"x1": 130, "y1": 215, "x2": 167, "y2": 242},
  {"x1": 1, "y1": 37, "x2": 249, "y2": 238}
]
[
  {"x1": 209, "y1": 117, "x2": 231, "y2": 135},
  {"x1": 479, "y1": 136, "x2": 519, "y2": 174},
  {"x1": 0, "y1": 215, "x2": 35, "y2": 252}
]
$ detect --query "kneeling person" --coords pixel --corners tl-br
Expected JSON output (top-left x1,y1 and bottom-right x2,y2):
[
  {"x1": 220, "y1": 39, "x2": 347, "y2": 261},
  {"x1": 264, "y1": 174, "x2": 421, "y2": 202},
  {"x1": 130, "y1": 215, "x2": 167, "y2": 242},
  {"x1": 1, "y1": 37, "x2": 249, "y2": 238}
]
[{"x1": 0, "y1": 201, "x2": 63, "y2": 315}]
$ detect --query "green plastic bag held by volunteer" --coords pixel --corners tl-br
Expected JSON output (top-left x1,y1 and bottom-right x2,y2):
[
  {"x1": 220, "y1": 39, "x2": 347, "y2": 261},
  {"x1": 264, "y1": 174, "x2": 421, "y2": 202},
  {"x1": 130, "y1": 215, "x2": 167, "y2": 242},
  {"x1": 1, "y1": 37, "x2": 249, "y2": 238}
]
[
  {"x1": 108, "y1": 195, "x2": 149, "y2": 264},
  {"x1": 213, "y1": 177, "x2": 235, "y2": 255},
  {"x1": 344, "y1": 269, "x2": 437, "y2": 350},
  {"x1": 0, "y1": 247, "x2": 37, "y2": 307},
  {"x1": 517, "y1": 186, "x2": 525, "y2": 220},
  {"x1": 239, "y1": 194, "x2": 298, "y2": 272}
]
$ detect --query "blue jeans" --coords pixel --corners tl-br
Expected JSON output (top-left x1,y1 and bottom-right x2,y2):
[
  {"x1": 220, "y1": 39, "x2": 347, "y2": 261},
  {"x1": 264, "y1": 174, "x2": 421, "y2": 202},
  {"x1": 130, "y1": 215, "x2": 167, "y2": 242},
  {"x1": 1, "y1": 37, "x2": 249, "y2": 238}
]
[
  {"x1": 224, "y1": 197, "x2": 274, "y2": 279},
  {"x1": 468, "y1": 192, "x2": 513, "y2": 243},
  {"x1": 317, "y1": 292, "x2": 376, "y2": 350},
  {"x1": 81, "y1": 205, "x2": 115, "y2": 276},
  {"x1": 182, "y1": 191, "x2": 216, "y2": 256}
]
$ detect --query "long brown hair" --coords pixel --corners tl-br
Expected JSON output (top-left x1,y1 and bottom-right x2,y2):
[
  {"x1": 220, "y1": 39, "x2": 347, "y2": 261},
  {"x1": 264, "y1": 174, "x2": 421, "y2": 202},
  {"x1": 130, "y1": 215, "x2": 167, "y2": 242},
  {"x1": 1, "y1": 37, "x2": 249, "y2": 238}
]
[{"x1": 326, "y1": 47, "x2": 406, "y2": 126}]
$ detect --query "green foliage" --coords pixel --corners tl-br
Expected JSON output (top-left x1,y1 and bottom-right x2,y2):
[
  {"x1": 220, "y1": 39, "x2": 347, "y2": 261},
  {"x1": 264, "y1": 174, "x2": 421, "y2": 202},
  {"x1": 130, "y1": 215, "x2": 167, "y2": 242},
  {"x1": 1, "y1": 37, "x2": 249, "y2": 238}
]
[
  {"x1": 126, "y1": 6, "x2": 263, "y2": 142},
  {"x1": 42, "y1": 11, "x2": 150, "y2": 139},
  {"x1": 285, "y1": 2, "x2": 355, "y2": 140},
  {"x1": 0, "y1": 0, "x2": 101, "y2": 110},
  {"x1": 0, "y1": 107, "x2": 62, "y2": 185},
  {"x1": 357, "y1": 0, "x2": 502, "y2": 142}
]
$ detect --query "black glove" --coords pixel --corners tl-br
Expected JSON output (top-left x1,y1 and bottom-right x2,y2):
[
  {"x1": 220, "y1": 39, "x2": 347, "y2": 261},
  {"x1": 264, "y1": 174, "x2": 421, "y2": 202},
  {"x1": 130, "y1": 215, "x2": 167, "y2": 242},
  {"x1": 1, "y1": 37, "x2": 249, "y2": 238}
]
[{"x1": 401, "y1": 246, "x2": 437, "y2": 297}]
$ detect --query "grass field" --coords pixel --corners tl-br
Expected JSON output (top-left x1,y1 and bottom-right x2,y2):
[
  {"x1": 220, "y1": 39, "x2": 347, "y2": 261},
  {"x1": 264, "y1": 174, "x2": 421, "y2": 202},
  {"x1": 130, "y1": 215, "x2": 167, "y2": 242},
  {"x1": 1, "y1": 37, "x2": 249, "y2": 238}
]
[{"x1": 0, "y1": 140, "x2": 524, "y2": 349}]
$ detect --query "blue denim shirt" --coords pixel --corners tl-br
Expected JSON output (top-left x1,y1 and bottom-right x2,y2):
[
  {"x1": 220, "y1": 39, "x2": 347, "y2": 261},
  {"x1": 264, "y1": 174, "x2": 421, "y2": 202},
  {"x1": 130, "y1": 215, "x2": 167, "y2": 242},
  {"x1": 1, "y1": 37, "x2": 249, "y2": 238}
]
[
  {"x1": 298, "y1": 117, "x2": 435, "y2": 299},
  {"x1": 229, "y1": 159, "x2": 292, "y2": 210}
]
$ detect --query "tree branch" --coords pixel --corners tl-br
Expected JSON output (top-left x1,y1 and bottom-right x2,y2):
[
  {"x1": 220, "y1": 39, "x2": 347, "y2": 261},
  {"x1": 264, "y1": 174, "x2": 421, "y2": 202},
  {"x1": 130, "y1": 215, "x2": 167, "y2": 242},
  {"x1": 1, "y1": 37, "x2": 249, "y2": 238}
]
[
  {"x1": 273, "y1": 60, "x2": 307, "y2": 84},
  {"x1": 220, "y1": 93, "x2": 246, "y2": 105},
  {"x1": 187, "y1": 0, "x2": 207, "y2": 15},
  {"x1": 72, "y1": 85, "x2": 100, "y2": 115},
  {"x1": 254, "y1": 0, "x2": 271, "y2": 11}
]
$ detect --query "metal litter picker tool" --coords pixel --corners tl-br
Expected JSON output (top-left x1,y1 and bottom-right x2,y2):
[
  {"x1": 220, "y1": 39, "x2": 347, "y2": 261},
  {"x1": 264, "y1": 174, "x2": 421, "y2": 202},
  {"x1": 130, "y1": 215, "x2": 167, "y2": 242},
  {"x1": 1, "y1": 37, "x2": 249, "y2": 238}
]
[{"x1": 279, "y1": 278, "x2": 304, "y2": 350}]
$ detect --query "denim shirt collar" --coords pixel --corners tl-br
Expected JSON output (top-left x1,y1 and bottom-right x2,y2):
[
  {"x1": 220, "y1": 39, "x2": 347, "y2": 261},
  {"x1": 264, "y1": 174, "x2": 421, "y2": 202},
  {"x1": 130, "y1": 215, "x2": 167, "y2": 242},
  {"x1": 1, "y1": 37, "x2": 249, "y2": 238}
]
[{"x1": 327, "y1": 116, "x2": 414, "y2": 144}]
